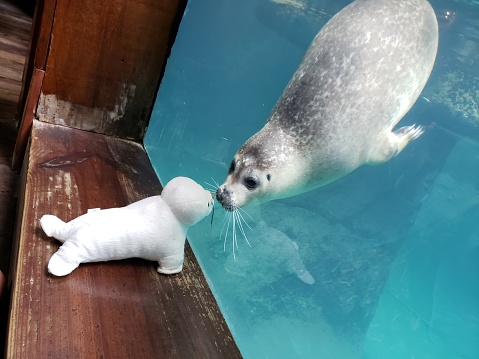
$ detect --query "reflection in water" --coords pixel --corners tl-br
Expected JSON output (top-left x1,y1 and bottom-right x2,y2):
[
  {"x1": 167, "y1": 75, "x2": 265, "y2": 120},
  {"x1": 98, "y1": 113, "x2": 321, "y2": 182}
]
[{"x1": 224, "y1": 210, "x2": 315, "y2": 286}]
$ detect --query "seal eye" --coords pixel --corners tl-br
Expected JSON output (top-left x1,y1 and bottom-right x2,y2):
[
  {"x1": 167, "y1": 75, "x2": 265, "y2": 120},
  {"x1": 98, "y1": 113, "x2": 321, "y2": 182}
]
[
  {"x1": 228, "y1": 160, "x2": 236, "y2": 174},
  {"x1": 267, "y1": 174, "x2": 271, "y2": 181},
  {"x1": 244, "y1": 177, "x2": 258, "y2": 190}
]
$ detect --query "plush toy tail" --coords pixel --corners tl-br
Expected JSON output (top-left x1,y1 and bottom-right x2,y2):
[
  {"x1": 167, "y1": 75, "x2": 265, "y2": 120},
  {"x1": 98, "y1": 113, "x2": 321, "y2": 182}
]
[
  {"x1": 48, "y1": 252, "x2": 79, "y2": 277},
  {"x1": 40, "y1": 215, "x2": 67, "y2": 242}
]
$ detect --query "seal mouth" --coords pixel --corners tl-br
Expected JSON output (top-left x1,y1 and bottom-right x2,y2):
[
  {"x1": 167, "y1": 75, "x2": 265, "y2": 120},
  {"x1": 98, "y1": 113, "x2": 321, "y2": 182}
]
[
  {"x1": 216, "y1": 187, "x2": 236, "y2": 212},
  {"x1": 221, "y1": 203, "x2": 236, "y2": 212}
]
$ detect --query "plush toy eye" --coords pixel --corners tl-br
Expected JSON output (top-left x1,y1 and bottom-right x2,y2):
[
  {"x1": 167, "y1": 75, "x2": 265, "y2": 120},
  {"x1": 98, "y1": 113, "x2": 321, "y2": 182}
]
[{"x1": 244, "y1": 177, "x2": 258, "y2": 190}]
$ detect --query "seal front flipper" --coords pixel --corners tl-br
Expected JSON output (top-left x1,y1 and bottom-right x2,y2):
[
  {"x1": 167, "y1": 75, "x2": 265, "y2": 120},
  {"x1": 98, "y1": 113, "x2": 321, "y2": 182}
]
[
  {"x1": 156, "y1": 254, "x2": 185, "y2": 275},
  {"x1": 367, "y1": 124, "x2": 425, "y2": 165}
]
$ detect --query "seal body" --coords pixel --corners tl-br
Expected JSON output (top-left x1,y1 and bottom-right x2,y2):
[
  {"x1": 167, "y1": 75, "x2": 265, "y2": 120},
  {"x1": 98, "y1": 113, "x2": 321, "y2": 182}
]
[{"x1": 217, "y1": 0, "x2": 438, "y2": 211}]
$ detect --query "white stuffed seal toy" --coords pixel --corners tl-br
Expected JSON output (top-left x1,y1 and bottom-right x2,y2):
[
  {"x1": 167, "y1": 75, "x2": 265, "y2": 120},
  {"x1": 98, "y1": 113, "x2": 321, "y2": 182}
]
[{"x1": 40, "y1": 176, "x2": 214, "y2": 276}]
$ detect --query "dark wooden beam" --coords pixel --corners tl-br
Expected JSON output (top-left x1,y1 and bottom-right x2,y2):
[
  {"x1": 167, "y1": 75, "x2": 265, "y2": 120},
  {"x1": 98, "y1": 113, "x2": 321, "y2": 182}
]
[
  {"x1": 12, "y1": 67, "x2": 44, "y2": 170},
  {"x1": 16, "y1": 0, "x2": 56, "y2": 124}
]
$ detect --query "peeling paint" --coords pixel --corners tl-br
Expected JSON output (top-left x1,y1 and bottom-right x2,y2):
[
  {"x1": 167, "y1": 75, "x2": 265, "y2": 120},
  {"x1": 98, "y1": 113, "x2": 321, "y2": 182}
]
[
  {"x1": 37, "y1": 83, "x2": 137, "y2": 135},
  {"x1": 109, "y1": 83, "x2": 136, "y2": 122},
  {"x1": 62, "y1": 172, "x2": 72, "y2": 198},
  {"x1": 39, "y1": 155, "x2": 89, "y2": 168}
]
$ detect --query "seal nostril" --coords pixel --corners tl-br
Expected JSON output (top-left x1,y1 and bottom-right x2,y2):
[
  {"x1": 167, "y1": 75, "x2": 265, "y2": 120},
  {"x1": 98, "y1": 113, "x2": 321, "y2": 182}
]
[{"x1": 216, "y1": 188, "x2": 224, "y2": 202}]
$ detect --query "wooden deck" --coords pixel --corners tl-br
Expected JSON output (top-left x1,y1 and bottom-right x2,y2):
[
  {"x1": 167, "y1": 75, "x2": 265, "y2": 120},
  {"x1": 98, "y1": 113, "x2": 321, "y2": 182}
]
[
  {"x1": 1, "y1": 2, "x2": 242, "y2": 358},
  {"x1": 7, "y1": 120, "x2": 242, "y2": 358}
]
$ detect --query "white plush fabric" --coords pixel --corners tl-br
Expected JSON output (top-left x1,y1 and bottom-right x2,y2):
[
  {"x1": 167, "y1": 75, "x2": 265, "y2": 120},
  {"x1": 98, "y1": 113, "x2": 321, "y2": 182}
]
[{"x1": 40, "y1": 177, "x2": 214, "y2": 276}]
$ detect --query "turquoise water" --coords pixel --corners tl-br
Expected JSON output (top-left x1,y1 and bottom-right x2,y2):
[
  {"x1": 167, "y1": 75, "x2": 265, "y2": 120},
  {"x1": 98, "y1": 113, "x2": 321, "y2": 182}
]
[{"x1": 144, "y1": 0, "x2": 479, "y2": 357}]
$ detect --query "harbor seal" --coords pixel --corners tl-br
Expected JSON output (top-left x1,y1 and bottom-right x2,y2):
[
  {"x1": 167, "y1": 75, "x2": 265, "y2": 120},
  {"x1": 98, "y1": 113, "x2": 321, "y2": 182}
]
[{"x1": 216, "y1": 0, "x2": 438, "y2": 211}]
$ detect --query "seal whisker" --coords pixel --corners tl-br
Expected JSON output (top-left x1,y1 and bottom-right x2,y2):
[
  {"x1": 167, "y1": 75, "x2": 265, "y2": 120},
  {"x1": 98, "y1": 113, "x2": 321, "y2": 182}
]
[
  {"x1": 236, "y1": 208, "x2": 253, "y2": 232},
  {"x1": 220, "y1": 213, "x2": 229, "y2": 249},
  {"x1": 210, "y1": 177, "x2": 221, "y2": 188},
  {"x1": 235, "y1": 209, "x2": 252, "y2": 248},
  {"x1": 235, "y1": 211, "x2": 242, "y2": 249},
  {"x1": 219, "y1": 211, "x2": 229, "y2": 240},
  {"x1": 232, "y1": 211, "x2": 238, "y2": 260},
  {"x1": 237, "y1": 206, "x2": 254, "y2": 223},
  {"x1": 218, "y1": 207, "x2": 251, "y2": 260},
  {"x1": 204, "y1": 181, "x2": 218, "y2": 194},
  {"x1": 222, "y1": 212, "x2": 232, "y2": 253}
]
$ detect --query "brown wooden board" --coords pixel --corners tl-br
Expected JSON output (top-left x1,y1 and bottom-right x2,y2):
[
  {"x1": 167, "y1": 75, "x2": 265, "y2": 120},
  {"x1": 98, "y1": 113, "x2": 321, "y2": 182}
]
[
  {"x1": 12, "y1": 67, "x2": 44, "y2": 170},
  {"x1": 6, "y1": 120, "x2": 242, "y2": 358},
  {"x1": 36, "y1": 0, "x2": 181, "y2": 141},
  {"x1": 0, "y1": 162, "x2": 18, "y2": 274},
  {"x1": 0, "y1": 0, "x2": 31, "y2": 121},
  {"x1": 16, "y1": 0, "x2": 56, "y2": 121}
]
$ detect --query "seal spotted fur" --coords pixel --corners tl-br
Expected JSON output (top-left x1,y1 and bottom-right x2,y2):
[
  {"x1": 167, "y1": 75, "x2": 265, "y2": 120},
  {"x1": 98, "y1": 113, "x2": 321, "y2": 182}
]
[{"x1": 217, "y1": 0, "x2": 438, "y2": 211}]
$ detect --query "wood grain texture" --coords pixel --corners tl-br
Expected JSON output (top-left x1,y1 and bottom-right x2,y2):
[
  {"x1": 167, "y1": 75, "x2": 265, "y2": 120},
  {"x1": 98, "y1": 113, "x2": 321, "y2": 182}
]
[
  {"x1": 0, "y1": 0, "x2": 31, "y2": 121},
  {"x1": 16, "y1": 0, "x2": 56, "y2": 120},
  {"x1": 12, "y1": 67, "x2": 44, "y2": 170},
  {"x1": 7, "y1": 120, "x2": 242, "y2": 358},
  {"x1": 0, "y1": 0, "x2": 30, "y2": 286},
  {"x1": 37, "y1": 0, "x2": 181, "y2": 140},
  {"x1": 0, "y1": 162, "x2": 17, "y2": 274}
]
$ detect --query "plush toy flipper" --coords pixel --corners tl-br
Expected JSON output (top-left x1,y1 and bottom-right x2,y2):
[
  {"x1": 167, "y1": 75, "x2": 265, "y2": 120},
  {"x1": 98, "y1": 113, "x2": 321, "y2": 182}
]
[
  {"x1": 40, "y1": 215, "x2": 67, "y2": 241},
  {"x1": 157, "y1": 254, "x2": 184, "y2": 274},
  {"x1": 48, "y1": 251, "x2": 80, "y2": 276},
  {"x1": 157, "y1": 265, "x2": 183, "y2": 275}
]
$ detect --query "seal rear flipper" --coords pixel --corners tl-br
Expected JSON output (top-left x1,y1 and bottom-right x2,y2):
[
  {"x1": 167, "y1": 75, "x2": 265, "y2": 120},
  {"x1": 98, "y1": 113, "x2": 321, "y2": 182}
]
[
  {"x1": 367, "y1": 125, "x2": 425, "y2": 165},
  {"x1": 48, "y1": 252, "x2": 80, "y2": 276},
  {"x1": 40, "y1": 215, "x2": 67, "y2": 241},
  {"x1": 295, "y1": 267, "x2": 315, "y2": 285},
  {"x1": 288, "y1": 254, "x2": 315, "y2": 285}
]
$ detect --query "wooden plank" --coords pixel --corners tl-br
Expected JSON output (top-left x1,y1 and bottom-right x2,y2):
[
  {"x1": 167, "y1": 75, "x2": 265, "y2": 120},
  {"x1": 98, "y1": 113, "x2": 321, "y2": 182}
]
[
  {"x1": 7, "y1": 120, "x2": 242, "y2": 358},
  {"x1": 0, "y1": 119, "x2": 16, "y2": 164},
  {"x1": 16, "y1": 0, "x2": 55, "y2": 121},
  {"x1": 0, "y1": 0, "x2": 31, "y2": 121},
  {"x1": 12, "y1": 67, "x2": 44, "y2": 170},
  {"x1": 37, "y1": 0, "x2": 181, "y2": 140},
  {"x1": 31, "y1": 0, "x2": 56, "y2": 71},
  {"x1": 0, "y1": 1, "x2": 32, "y2": 47},
  {"x1": 0, "y1": 54, "x2": 24, "y2": 103},
  {"x1": 0, "y1": 0, "x2": 27, "y2": 281},
  {"x1": 0, "y1": 168, "x2": 17, "y2": 267}
]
